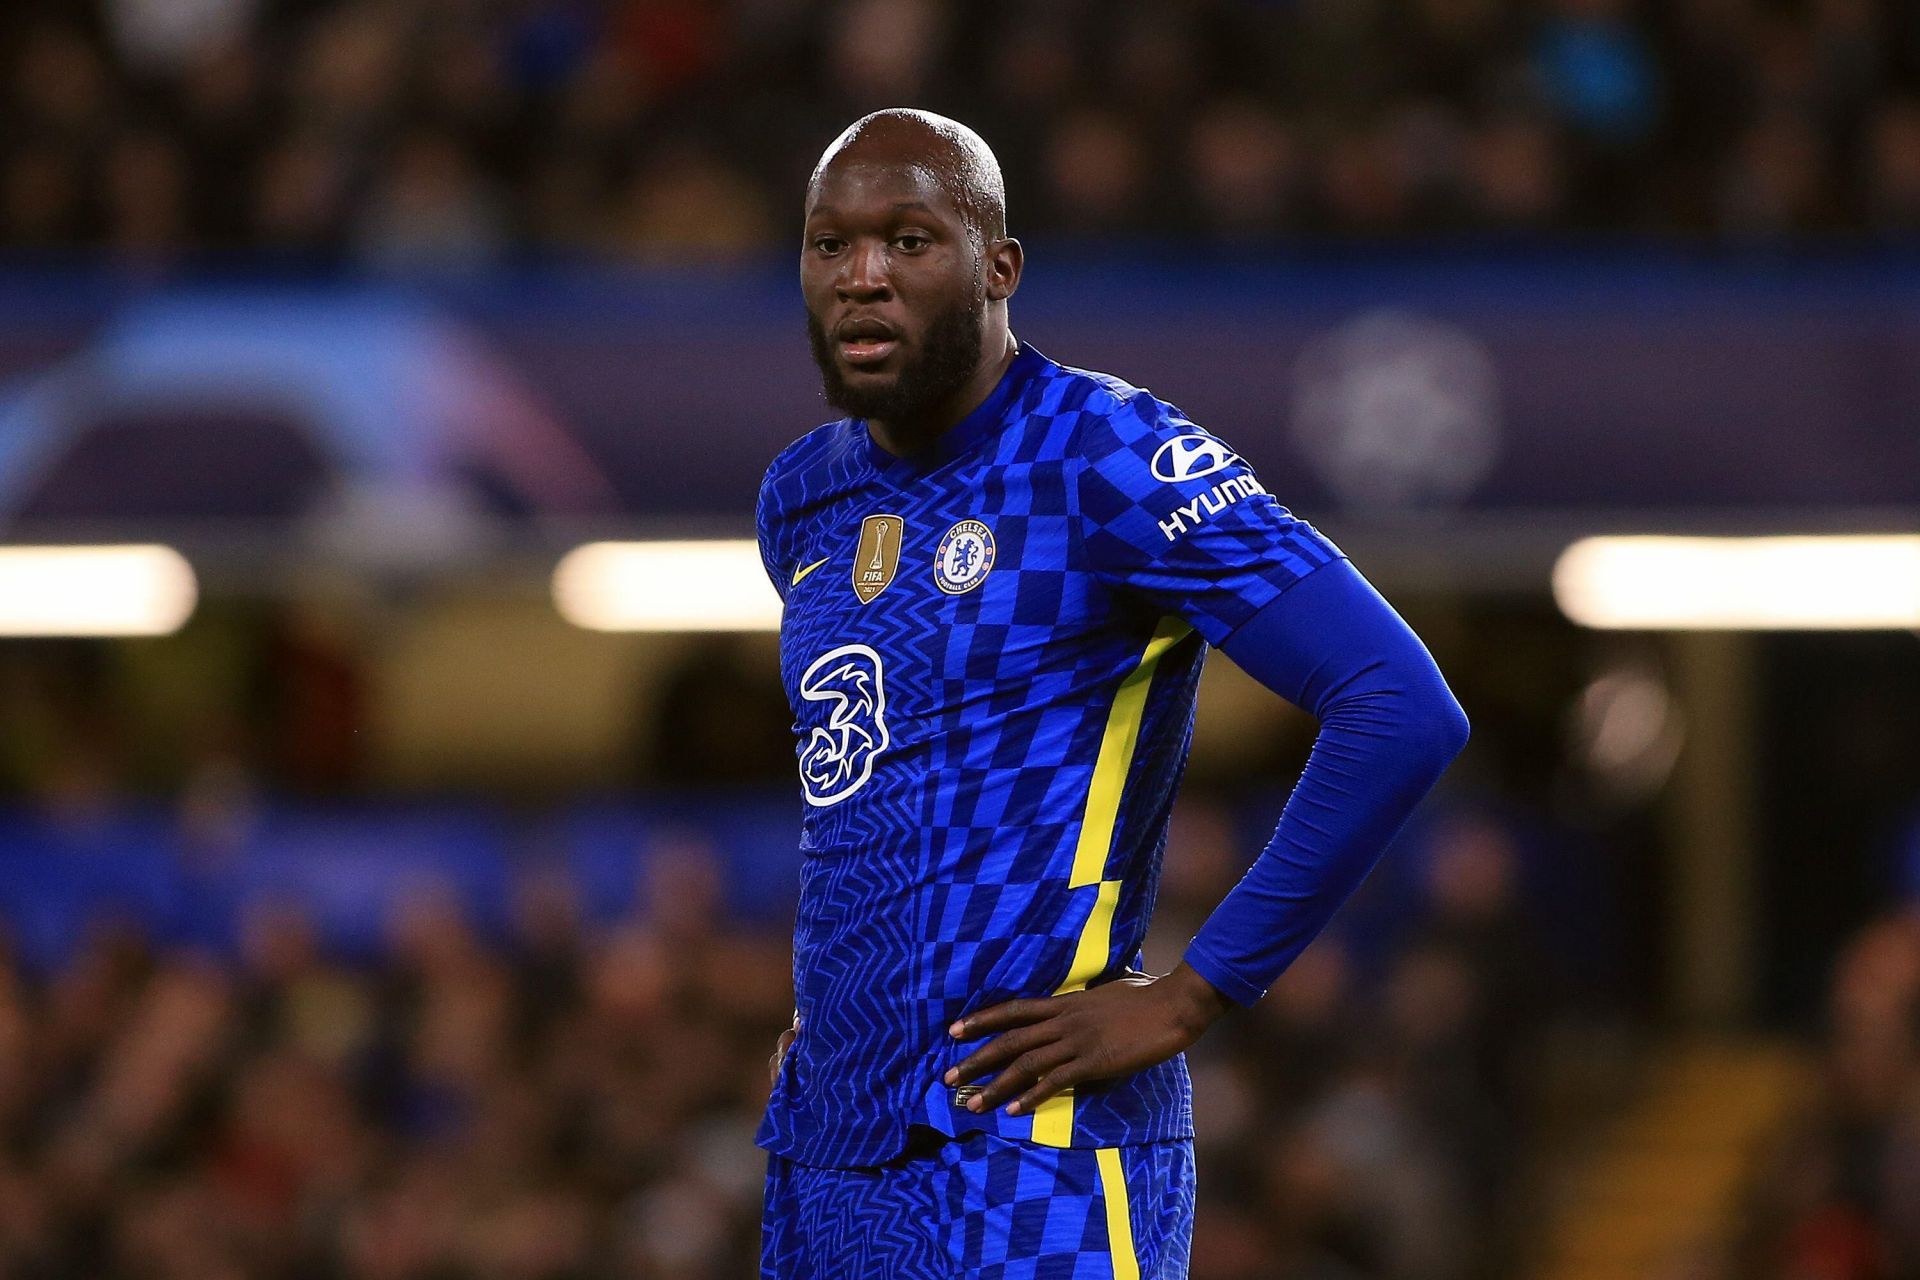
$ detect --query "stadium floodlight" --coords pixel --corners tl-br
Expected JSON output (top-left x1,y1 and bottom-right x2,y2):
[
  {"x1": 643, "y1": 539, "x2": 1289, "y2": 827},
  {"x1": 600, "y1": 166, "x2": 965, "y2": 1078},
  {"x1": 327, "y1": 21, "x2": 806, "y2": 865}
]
[
  {"x1": 0, "y1": 545, "x2": 198, "y2": 637},
  {"x1": 1554, "y1": 535, "x2": 1920, "y2": 630},
  {"x1": 553, "y1": 539, "x2": 782, "y2": 632}
]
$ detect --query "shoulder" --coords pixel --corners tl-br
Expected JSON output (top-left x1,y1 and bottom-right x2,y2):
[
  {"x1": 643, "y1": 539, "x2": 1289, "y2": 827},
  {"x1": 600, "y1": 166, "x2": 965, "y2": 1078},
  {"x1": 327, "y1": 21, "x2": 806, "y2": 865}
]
[
  {"x1": 1024, "y1": 357, "x2": 1196, "y2": 458},
  {"x1": 1023, "y1": 354, "x2": 1158, "y2": 425},
  {"x1": 1030, "y1": 359, "x2": 1227, "y2": 494},
  {"x1": 1007, "y1": 351, "x2": 1197, "y2": 465},
  {"x1": 762, "y1": 416, "x2": 856, "y2": 488},
  {"x1": 758, "y1": 417, "x2": 860, "y2": 518},
  {"x1": 756, "y1": 418, "x2": 858, "y2": 589}
]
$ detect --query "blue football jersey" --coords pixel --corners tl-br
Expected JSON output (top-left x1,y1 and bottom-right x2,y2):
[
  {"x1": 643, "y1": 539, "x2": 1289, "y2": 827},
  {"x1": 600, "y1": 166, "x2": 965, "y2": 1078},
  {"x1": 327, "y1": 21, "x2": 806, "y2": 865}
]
[{"x1": 755, "y1": 343, "x2": 1341, "y2": 1169}]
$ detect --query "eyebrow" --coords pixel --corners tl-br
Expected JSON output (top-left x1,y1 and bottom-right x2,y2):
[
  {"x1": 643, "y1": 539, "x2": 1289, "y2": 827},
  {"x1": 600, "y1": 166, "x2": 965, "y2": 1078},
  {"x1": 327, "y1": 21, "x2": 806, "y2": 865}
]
[{"x1": 806, "y1": 200, "x2": 942, "y2": 221}]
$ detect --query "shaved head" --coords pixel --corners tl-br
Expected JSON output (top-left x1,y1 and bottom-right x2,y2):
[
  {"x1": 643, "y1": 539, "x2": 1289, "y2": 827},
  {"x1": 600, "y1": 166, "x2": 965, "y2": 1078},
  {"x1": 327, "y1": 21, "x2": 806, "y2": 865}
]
[{"x1": 808, "y1": 108, "x2": 1007, "y2": 241}]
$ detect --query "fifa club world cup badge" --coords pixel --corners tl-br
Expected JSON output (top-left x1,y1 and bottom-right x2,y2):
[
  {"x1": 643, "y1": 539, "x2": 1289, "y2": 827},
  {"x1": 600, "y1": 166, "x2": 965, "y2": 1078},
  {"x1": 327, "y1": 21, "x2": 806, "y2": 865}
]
[
  {"x1": 853, "y1": 514, "x2": 903, "y2": 603},
  {"x1": 934, "y1": 520, "x2": 996, "y2": 595}
]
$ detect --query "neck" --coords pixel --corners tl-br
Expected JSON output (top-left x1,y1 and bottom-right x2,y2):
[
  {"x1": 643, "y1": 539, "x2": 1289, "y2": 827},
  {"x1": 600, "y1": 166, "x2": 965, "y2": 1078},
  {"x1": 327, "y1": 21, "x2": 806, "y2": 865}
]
[{"x1": 867, "y1": 328, "x2": 1017, "y2": 458}]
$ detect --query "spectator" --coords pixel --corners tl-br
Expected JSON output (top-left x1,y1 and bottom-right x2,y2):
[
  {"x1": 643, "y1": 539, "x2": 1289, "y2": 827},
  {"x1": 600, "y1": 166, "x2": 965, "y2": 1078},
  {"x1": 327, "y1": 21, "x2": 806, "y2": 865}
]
[
  {"x1": 251, "y1": 129, "x2": 357, "y2": 256},
  {"x1": 1042, "y1": 106, "x2": 1151, "y2": 236},
  {"x1": 290, "y1": 5, "x2": 407, "y2": 135},
  {"x1": 1313, "y1": 117, "x2": 1420, "y2": 235},
  {"x1": 1719, "y1": 109, "x2": 1835, "y2": 237},
  {"x1": 1864, "y1": 99, "x2": 1920, "y2": 231},
  {"x1": 12, "y1": 25, "x2": 117, "y2": 147},
  {"x1": 1734, "y1": 915, "x2": 1920, "y2": 1280},
  {"x1": 825, "y1": 0, "x2": 947, "y2": 109},
  {"x1": 605, "y1": 146, "x2": 773, "y2": 261},
  {"x1": 105, "y1": 0, "x2": 257, "y2": 78},
  {"x1": 1463, "y1": 114, "x2": 1567, "y2": 228},
  {"x1": 354, "y1": 129, "x2": 510, "y2": 271},
  {"x1": 100, "y1": 130, "x2": 192, "y2": 264},
  {"x1": 1185, "y1": 100, "x2": 1302, "y2": 241},
  {"x1": 1, "y1": 145, "x2": 85, "y2": 250}
]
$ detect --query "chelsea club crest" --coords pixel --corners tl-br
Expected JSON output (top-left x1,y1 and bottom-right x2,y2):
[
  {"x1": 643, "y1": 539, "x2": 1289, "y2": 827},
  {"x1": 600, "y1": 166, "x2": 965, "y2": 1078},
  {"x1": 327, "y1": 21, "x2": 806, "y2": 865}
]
[{"x1": 934, "y1": 520, "x2": 995, "y2": 595}]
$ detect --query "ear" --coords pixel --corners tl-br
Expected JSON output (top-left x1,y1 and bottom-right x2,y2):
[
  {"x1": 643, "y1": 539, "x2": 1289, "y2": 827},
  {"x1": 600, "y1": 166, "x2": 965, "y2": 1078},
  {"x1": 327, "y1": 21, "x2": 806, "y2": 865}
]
[{"x1": 984, "y1": 237, "x2": 1023, "y2": 303}]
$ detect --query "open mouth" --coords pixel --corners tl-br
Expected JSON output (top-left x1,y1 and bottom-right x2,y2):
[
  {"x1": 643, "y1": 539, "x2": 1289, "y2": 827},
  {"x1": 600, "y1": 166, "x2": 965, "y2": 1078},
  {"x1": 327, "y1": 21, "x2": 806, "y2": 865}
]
[{"x1": 836, "y1": 318, "x2": 900, "y2": 367}]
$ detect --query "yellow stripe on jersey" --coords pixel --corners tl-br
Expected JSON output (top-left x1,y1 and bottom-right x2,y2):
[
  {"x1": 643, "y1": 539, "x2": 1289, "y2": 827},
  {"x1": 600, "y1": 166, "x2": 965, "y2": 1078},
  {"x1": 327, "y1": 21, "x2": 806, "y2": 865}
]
[
  {"x1": 1095, "y1": 1146, "x2": 1143, "y2": 1280},
  {"x1": 1067, "y1": 617, "x2": 1191, "y2": 886},
  {"x1": 1031, "y1": 616, "x2": 1192, "y2": 1148}
]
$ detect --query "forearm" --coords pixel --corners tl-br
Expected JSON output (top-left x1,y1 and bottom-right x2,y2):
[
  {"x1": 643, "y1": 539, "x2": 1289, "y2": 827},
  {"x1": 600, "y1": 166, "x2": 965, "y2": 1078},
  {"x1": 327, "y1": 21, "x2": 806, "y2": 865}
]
[{"x1": 1184, "y1": 561, "x2": 1469, "y2": 1006}]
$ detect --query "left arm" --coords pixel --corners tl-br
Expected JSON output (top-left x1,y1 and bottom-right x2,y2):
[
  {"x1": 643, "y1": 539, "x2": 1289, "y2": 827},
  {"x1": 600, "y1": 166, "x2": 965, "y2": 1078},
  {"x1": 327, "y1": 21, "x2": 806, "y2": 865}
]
[{"x1": 947, "y1": 558, "x2": 1468, "y2": 1115}]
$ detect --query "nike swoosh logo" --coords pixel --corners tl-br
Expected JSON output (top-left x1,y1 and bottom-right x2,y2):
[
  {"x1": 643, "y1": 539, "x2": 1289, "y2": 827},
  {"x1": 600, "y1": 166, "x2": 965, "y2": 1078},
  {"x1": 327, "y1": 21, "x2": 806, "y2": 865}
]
[{"x1": 791, "y1": 557, "x2": 830, "y2": 586}]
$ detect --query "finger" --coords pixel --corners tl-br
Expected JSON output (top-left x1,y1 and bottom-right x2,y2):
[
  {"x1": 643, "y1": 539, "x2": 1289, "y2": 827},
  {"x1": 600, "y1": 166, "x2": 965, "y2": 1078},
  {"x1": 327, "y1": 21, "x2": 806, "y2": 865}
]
[
  {"x1": 946, "y1": 1024, "x2": 1054, "y2": 1086},
  {"x1": 1005, "y1": 1059, "x2": 1086, "y2": 1117},
  {"x1": 970, "y1": 1044, "x2": 1075, "y2": 1112},
  {"x1": 951, "y1": 999, "x2": 1054, "y2": 1040},
  {"x1": 769, "y1": 1031, "x2": 797, "y2": 1086}
]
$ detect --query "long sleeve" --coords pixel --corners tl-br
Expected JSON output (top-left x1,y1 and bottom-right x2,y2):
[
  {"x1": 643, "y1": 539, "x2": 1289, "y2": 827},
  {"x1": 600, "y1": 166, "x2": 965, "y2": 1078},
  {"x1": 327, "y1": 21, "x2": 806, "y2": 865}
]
[{"x1": 1183, "y1": 559, "x2": 1469, "y2": 1006}]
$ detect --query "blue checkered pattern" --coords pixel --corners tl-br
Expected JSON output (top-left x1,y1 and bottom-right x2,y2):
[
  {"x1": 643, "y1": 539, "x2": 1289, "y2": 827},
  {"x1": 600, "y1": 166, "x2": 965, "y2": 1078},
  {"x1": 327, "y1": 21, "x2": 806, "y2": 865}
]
[
  {"x1": 762, "y1": 1134, "x2": 1195, "y2": 1279},
  {"x1": 756, "y1": 343, "x2": 1341, "y2": 1169}
]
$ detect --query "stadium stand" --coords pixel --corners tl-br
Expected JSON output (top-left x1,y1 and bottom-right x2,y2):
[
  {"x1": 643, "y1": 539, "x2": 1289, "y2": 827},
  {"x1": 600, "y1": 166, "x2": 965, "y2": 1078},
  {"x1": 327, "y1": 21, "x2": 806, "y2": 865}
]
[{"x1": 6, "y1": 0, "x2": 1920, "y2": 261}]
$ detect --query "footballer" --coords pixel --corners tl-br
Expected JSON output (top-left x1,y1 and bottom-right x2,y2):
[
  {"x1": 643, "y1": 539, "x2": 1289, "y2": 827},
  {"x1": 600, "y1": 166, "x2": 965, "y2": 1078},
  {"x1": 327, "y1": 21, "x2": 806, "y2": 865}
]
[{"x1": 755, "y1": 109, "x2": 1469, "y2": 1278}]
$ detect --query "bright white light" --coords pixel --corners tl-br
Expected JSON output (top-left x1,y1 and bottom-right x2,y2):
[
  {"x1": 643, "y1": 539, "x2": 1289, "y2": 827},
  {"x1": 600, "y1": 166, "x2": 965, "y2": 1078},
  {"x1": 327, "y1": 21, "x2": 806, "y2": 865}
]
[
  {"x1": 0, "y1": 545, "x2": 198, "y2": 637},
  {"x1": 553, "y1": 540, "x2": 781, "y2": 632},
  {"x1": 1554, "y1": 535, "x2": 1920, "y2": 630}
]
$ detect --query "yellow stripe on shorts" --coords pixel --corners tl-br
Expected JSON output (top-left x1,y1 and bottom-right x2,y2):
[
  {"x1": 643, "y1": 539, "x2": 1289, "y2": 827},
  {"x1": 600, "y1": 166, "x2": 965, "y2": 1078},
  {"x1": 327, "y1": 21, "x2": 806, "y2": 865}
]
[{"x1": 1095, "y1": 1146, "x2": 1141, "y2": 1280}]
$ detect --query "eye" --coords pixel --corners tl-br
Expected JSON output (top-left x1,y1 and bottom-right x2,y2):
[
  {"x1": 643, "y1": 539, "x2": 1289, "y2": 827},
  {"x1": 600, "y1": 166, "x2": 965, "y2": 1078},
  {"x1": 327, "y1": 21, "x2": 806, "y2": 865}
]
[
  {"x1": 892, "y1": 234, "x2": 930, "y2": 252},
  {"x1": 812, "y1": 235, "x2": 846, "y2": 255}
]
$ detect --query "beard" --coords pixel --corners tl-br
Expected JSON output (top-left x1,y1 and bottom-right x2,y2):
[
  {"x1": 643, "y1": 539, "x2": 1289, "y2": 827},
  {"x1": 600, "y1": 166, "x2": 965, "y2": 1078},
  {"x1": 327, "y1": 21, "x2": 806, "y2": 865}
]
[{"x1": 808, "y1": 293, "x2": 985, "y2": 427}]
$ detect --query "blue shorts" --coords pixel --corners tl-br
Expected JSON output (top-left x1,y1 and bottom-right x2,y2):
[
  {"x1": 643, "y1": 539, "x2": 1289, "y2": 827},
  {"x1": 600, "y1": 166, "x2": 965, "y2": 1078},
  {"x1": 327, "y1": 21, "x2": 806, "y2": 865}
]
[{"x1": 762, "y1": 1130, "x2": 1194, "y2": 1279}]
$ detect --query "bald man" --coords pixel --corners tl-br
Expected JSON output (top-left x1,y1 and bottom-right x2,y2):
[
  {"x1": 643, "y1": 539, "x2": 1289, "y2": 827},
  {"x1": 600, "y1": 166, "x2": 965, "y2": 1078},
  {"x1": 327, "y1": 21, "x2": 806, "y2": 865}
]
[{"x1": 756, "y1": 109, "x2": 1468, "y2": 1277}]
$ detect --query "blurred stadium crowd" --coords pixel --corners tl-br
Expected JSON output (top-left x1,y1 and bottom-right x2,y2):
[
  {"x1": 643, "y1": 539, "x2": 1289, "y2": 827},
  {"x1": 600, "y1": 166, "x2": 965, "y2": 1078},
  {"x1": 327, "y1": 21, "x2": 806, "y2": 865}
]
[
  {"x1": 0, "y1": 789, "x2": 1562, "y2": 1280},
  {"x1": 1733, "y1": 909, "x2": 1920, "y2": 1280},
  {"x1": 9, "y1": 0, "x2": 1920, "y2": 262}
]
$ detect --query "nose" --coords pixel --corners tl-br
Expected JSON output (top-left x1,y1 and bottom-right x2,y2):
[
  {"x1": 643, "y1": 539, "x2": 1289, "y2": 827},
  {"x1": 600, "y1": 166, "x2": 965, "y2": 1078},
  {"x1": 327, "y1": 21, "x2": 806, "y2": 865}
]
[{"x1": 836, "y1": 239, "x2": 892, "y2": 302}]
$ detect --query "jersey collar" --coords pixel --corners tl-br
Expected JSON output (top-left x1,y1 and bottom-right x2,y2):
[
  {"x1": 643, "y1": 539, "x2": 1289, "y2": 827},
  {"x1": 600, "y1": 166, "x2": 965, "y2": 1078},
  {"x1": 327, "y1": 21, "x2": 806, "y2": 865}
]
[{"x1": 859, "y1": 339, "x2": 1047, "y2": 486}]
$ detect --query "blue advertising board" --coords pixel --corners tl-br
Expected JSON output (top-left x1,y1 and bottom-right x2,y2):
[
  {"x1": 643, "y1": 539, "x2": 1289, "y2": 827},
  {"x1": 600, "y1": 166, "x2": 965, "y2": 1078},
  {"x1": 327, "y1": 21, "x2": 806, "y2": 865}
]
[{"x1": 0, "y1": 252, "x2": 1916, "y2": 533}]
